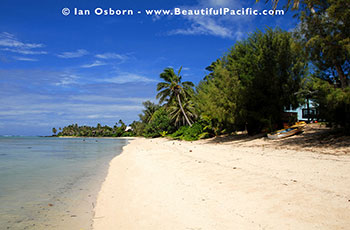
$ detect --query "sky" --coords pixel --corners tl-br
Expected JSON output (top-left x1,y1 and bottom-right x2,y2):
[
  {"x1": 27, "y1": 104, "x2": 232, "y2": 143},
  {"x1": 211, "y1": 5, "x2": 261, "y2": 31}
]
[{"x1": 0, "y1": 0, "x2": 298, "y2": 136}]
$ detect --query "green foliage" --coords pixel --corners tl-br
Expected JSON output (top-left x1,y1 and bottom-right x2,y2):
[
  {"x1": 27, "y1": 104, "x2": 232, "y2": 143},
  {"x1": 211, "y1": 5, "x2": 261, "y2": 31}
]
[
  {"x1": 195, "y1": 28, "x2": 306, "y2": 135},
  {"x1": 295, "y1": 0, "x2": 350, "y2": 89},
  {"x1": 139, "y1": 101, "x2": 160, "y2": 124},
  {"x1": 130, "y1": 121, "x2": 146, "y2": 136},
  {"x1": 292, "y1": 0, "x2": 350, "y2": 130},
  {"x1": 143, "y1": 108, "x2": 173, "y2": 138},
  {"x1": 56, "y1": 120, "x2": 131, "y2": 137},
  {"x1": 52, "y1": 127, "x2": 57, "y2": 136},
  {"x1": 195, "y1": 60, "x2": 241, "y2": 133},
  {"x1": 168, "y1": 99, "x2": 197, "y2": 128},
  {"x1": 169, "y1": 123, "x2": 204, "y2": 141},
  {"x1": 197, "y1": 115, "x2": 222, "y2": 137},
  {"x1": 156, "y1": 67, "x2": 195, "y2": 126},
  {"x1": 309, "y1": 78, "x2": 350, "y2": 131}
]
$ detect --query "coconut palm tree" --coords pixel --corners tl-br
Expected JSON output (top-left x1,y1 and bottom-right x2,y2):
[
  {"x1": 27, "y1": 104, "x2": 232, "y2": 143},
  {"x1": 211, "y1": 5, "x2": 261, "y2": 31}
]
[
  {"x1": 168, "y1": 99, "x2": 197, "y2": 127},
  {"x1": 156, "y1": 67, "x2": 194, "y2": 127}
]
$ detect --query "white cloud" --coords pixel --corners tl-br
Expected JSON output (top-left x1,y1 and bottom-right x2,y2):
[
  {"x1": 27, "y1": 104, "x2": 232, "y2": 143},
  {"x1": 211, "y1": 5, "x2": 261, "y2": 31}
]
[
  {"x1": 0, "y1": 32, "x2": 47, "y2": 55},
  {"x1": 169, "y1": 16, "x2": 233, "y2": 38},
  {"x1": 54, "y1": 74, "x2": 79, "y2": 86},
  {"x1": 152, "y1": 14, "x2": 161, "y2": 22},
  {"x1": 56, "y1": 49, "x2": 89, "y2": 58},
  {"x1": 13, "y1": 56, "x2": 38, "y2": 62},
  {"x1": 95, "y1": 52, "x2": 128, "y2": 61},
  {"x1": 167, "y1": 0, "x2": 249, "y2": 39},
  {"x1": 0, "y1": 32, "x2": 44, "y2": 48},
  {"x1": 0, "y1": 102, "x2": 143, "y2": 117},
  {"x1": 102, "y1": 73, "x2": 158, "y2": 84},
  {"x1": 70, "y1": 95, "x2": 153, "y2": 103},
  {"x1": 80, "y1": 60, "x2": 107, "y2": 68},
  {"x1": 86, "y1": 114, "x2": 118, "y2": 119},
  {"x1": 2, "y1": 48, "x2": 47, "y2": 55}
]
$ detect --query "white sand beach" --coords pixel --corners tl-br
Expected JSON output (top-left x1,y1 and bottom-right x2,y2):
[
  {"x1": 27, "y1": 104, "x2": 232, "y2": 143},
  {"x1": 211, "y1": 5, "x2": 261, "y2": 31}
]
[{"x1": 93, "y1": 132, "x2": 350, "y2": 229}]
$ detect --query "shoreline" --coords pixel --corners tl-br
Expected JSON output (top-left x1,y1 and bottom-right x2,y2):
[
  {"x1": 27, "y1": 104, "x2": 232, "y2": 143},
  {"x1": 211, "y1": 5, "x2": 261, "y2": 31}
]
[{"x1": 93, "y1": 136, "x2": 350, "y2": 229}]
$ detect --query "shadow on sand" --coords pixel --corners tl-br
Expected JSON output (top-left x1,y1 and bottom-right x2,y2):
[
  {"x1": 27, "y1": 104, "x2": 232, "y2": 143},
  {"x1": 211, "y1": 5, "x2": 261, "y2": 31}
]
[{"x1": 204, "y1": 124, "x2": 350, "y2": 153}]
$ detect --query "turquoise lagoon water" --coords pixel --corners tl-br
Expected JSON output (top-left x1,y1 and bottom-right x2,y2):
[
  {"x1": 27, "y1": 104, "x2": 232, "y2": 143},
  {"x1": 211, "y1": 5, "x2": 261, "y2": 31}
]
[{"x1": 0, "y1": 137, "x2": 128, "y2": 230}]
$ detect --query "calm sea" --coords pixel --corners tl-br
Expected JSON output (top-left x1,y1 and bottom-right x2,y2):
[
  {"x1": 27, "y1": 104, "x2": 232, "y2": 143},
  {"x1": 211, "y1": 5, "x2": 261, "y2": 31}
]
[{"x1": 0, "y1": 136, "x2": 128, "y2": 230}]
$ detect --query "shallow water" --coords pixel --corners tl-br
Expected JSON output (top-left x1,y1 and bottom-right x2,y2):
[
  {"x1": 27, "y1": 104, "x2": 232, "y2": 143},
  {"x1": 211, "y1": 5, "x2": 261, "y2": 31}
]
[{"x1": 0, "y1": 136, "x2": 128, "y2": 230}]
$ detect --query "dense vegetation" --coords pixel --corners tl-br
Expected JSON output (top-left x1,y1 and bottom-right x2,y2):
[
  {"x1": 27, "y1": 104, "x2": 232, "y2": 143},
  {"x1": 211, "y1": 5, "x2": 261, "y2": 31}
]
[
  {"x1": 196, "y1": 28, "x2": 306, "y2": 134},
  {"x1": 54, "y1": 0, "x2": 349, "y2": 139}
]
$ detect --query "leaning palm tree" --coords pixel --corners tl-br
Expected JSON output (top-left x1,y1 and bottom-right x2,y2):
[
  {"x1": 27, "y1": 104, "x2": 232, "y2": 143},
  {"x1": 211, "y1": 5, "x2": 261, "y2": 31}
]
[
  {"x1": 168, "y1": 99, "x2": 197, "y2": 127},
  {"x1": 156, "y1": 67, "x2": 195, "y2": 127}
]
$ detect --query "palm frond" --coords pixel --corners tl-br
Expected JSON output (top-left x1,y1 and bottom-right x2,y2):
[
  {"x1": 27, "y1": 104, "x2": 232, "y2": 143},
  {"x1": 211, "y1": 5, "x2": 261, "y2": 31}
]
[{"x1": 157, "y1": 82, "x2": 170, "y2": 91}]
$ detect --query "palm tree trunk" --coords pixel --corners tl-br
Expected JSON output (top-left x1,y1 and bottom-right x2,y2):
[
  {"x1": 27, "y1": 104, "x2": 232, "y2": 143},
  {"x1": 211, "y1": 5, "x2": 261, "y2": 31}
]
[{"x1": 177, "y1": 94, "x2": 192, "y2": 127}]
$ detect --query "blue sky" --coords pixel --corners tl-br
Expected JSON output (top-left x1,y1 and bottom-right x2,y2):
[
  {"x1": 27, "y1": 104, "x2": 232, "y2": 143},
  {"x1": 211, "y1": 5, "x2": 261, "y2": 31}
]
[{"x1": 0, "y1": 0, "x2": 298, "y2": 136}]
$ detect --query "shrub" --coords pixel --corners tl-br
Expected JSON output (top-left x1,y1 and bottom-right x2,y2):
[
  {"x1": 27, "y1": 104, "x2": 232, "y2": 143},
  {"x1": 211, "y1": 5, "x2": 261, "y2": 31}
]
[
  {"x1": 143, "y1": 108, "x2": 173, "y2": 138},
  {"x1": 169, "y1": 123, "x2": 204, "y2": 141}
]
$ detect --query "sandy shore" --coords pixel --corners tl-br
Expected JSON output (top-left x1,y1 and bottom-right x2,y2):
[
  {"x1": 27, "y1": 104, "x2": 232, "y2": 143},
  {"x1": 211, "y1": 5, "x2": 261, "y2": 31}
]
[{"x1": 93, "y1": 135, "x2": 350, "y2": 230}]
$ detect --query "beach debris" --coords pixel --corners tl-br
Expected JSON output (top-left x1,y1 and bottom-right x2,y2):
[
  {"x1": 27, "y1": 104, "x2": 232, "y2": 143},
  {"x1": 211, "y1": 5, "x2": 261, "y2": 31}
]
[
  {"x1": 189, "y1": 150, "x2": 192, "y2": 152},
  {"x1": 70, "y1": 215, "x2": 77, "y2": 217},
  {"x1": 48, "y1": 203, "x2": 54, "y2": 207},
  {"x1": 291, "y1": 179, "x2": 297, "y2": 183},
  {"x1": 233, "y1": 167, "x2": 237, "y2": 169}
]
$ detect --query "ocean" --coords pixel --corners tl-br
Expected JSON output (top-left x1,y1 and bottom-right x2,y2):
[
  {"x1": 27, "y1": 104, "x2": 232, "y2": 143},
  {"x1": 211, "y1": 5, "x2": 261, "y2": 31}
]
[{"x1": 0, "y1": 136, "x2": 128, "y2": 230}]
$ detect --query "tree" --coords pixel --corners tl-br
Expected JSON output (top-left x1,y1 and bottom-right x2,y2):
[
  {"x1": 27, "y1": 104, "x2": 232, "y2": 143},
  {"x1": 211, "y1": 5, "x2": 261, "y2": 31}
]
[
  {"x1": 195, "y1": 59, "x2": 242, "y2": 133},
  {"x1": 139, "y1": 101, "x2": 160, "y2": 124},
  {"x1": 156, "y1": 67, "x2": 195, "y2": 126},
  {"x1": 168, "y1": 98, "x2": 197, "y2": 127},
  {"x1": 195, "y1": 28, "x2": 307, "y2": 134},
  {"x1": 143, "y1": 108, "x2": 173, "y2": 137},
  {"x1": 259, "y1": 0, "x2": 349, "y2": 88},
  {"x1": 52, "y1": 127, "x2": 57, "y2": 136},
  {"x1": 296, "y1": 0, "x2": 349, "y2": 89}
]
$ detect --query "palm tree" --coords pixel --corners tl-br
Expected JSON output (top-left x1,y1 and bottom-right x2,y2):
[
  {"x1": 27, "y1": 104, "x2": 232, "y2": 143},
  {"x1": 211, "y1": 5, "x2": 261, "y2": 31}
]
[
  {"x1": 139, "y1": 101, "x2": 160, "y2": 124},
  {"x1": 168, "y1": 99, "x2": 197, "y2": 127},
  {"x1": 156, "y1": 67, "x2": 195, "y2": 127}
]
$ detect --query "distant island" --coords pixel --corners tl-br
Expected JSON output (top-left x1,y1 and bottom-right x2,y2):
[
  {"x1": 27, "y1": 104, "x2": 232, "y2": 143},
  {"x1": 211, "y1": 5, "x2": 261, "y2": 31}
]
[{"x1": 53, "y1": 120, "x2": 133, "y2": 137}]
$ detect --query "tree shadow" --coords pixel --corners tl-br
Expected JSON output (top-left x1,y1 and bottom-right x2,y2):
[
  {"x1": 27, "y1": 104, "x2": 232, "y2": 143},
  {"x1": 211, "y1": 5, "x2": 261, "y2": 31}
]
[
  {"x1": 203, "y1": 124, "x2": 350, "y2": 153},
  {"x1": 275, "y1": 125, "x2": 350, "y2": 149},
  {"x1": 205, "y1": 133, "x2": 266, "y2": 145}
]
